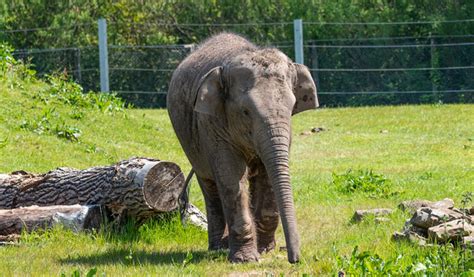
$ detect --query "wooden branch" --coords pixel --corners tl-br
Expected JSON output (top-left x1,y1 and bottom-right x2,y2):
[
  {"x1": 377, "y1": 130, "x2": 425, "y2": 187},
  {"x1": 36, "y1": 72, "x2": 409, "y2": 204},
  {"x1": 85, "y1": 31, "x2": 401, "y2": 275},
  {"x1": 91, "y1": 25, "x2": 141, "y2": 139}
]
[{"x1": 0, "y1": 158, "x2": 185, "y2": 223}]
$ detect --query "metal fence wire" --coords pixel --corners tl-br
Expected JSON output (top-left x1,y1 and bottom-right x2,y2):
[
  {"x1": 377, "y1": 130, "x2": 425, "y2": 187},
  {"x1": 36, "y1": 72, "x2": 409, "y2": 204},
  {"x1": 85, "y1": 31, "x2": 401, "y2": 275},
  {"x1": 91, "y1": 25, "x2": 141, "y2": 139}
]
[{"x1": 4, "y1": 19, "x2": 474, "y2": 107}]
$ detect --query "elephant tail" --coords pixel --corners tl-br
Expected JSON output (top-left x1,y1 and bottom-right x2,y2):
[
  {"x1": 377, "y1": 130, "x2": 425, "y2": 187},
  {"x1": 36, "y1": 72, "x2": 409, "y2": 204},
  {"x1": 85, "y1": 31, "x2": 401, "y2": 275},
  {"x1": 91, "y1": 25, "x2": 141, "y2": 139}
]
[{"x1": 179, "y1": 168, "x2": 195, "y2": 226}]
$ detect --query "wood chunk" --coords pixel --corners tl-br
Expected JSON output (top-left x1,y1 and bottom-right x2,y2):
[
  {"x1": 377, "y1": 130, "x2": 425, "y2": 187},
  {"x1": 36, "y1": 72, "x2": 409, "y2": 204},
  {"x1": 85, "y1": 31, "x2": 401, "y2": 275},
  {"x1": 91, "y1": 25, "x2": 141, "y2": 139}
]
[
  {"x1": 0, "y1": 158, "x2": 185, "y2": 223},
  {"x1": 0, "y1": 205, "x2": 103, "y2": 235}
]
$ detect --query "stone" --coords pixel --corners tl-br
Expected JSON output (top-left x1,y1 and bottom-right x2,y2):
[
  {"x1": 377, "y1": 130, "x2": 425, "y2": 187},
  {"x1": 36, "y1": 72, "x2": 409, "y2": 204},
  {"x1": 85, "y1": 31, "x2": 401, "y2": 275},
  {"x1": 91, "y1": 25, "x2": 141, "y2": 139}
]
[
  {"x1": 398, "y1": 198, "x2": 455, "y2": 214},
  {"x1": 398, "y1": 200, "x2": 433, "y2": 213},
  {"x1": 427, "y1": 219, "x2": 474, "y2": 243},
  {"x1": 392, "y1": 231, "x2": 427, "y2": 246},
  {"x1": 403, "y1": 222, "x2": 428, "y2": 237},
  {"x1": 311, "y1": 127, "x2": 326, "y2": 133},
  {"x1": 431, "y1": 198, "x2": 455, "y2": 210},
  {"x1": 300, "y1": 131, "x2": 312, "y2": 136},
  {"x1": 409, "y1": 207, "x2": 463, "y2": 229},
  {"x1": 380, "y1": 130, "x2": 389, "y2": 134},
  {"x1": 352, "y1": 208, "x2": 393, "y2": 222}
]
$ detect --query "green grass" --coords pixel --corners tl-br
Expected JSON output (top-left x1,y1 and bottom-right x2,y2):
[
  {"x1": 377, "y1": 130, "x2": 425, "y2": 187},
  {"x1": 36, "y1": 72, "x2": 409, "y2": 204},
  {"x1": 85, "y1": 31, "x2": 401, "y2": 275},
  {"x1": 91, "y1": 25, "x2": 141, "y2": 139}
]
[{"x1": 1, "y1": 68, "x2": 474, "y2": 275}]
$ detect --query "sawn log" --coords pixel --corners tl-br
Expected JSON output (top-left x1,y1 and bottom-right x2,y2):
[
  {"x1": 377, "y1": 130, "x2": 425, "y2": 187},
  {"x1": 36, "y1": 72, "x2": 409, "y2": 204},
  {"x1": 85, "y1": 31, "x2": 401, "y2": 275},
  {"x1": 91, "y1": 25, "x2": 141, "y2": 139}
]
[{"x1": 0, "y1": 158, "x2": 185, "y2": 223}]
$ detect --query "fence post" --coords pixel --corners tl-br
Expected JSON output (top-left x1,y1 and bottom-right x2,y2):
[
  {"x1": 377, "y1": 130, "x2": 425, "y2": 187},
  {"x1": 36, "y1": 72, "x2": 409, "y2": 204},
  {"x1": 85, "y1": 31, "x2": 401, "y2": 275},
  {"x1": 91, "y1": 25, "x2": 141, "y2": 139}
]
[
  {"x1": 98, "y1": 18, "x2": 109, "y2": 93},
  {"x1": 293, "y1": 19, "x2": 304, "y2": 64}
]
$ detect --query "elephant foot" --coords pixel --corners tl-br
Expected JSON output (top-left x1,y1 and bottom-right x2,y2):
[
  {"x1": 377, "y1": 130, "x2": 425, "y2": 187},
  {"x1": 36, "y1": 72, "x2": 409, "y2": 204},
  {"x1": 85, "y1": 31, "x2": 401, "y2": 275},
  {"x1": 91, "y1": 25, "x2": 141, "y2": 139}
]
[
  {"x1": 257, "y1": 238, "x2": 275, "y2": 254},
  {"x1": 209, "y1": 236, "x2": 229, "y2": 251},
  {"x1": 229, "y1": 248, "x2": 260, "y2": 263}
]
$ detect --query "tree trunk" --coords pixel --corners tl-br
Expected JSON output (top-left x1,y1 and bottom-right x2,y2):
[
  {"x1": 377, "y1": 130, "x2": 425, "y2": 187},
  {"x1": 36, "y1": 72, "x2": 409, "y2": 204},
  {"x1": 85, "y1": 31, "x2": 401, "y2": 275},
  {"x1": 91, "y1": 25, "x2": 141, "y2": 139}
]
[
  {"x1": 0, "y1": 204, "x2": 103, "y2": 237},
  {"x1": 0, "y1": 157, "x2": 185, "y2": 223}
]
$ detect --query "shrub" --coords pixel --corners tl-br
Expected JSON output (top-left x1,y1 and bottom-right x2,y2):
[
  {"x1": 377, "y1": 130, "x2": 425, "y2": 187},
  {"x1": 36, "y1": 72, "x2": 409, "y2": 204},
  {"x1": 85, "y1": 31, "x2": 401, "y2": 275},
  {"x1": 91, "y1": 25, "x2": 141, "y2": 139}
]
[
  {"x1": 0, "y1": 43, "x2": 36, "y2": 82},
  {"x1": 338, "y1": 245, "x2": 474, "y2": 275},
  {"x1": 40, "y1": 74, "x2": 127, "y2": 113},
  {"x1": 332, "y1": 169, "x2": 396, "y2": 198}
]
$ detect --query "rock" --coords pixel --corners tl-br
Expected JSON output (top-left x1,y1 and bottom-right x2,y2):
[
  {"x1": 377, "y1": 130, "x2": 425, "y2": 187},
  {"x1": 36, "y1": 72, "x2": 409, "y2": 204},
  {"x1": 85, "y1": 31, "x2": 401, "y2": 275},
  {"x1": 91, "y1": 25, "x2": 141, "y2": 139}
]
[
  {"x1": 409, "y1": 207, "x2": 464, "y2": 229},
  {"x1": 427, "y1": 219, "x2": 474, "y2": 243},
  {"x1": 352, "y1": 208, "x2": 393, "y2": 222},
  {"x1": 300, "y1": 131, "x2": 312, "y2": 136},
  {"x1": 380, "y1": 130, "x2": 389, "y2": 134},
  {"x1": 392, "y1": 231, "x2": 427, "y2": 246},
  {"x1": 403, "y1": 222, "x2": 428, "y2": 237},
  {"x1": 311, "y1": 127, "x2": 326, "y2": 133},
  {"x1": 431, "y1": 198, "x2": 455, "y2": 210},
  {"x1": 398, "y1": 200, "x2": 433, "y2": 213},
  {"x1": 398, "y1": 198, "x2": 454, "y2": 214}
]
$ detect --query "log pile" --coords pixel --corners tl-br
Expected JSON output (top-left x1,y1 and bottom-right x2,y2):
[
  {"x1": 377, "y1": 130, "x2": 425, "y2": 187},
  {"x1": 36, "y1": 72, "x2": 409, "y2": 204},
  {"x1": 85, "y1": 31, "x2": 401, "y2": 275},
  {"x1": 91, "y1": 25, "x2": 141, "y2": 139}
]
[{"x1": 0, "y1": 158, "x2": 207, "y2": 241}]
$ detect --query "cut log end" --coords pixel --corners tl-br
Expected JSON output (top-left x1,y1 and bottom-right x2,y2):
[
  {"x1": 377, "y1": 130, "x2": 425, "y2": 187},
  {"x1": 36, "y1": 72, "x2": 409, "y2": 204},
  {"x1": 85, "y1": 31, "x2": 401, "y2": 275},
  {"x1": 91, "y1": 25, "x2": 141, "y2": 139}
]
[{"x1": 143, "y1": 162, "x2": 185, "y2": 212}]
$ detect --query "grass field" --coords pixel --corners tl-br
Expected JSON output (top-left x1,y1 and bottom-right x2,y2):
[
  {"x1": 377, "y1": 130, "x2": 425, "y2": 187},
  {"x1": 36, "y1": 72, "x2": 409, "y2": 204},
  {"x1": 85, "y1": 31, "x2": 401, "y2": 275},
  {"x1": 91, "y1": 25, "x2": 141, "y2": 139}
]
[{"x1": 1, "y1": 73, "x2": 473, "y2": 275}]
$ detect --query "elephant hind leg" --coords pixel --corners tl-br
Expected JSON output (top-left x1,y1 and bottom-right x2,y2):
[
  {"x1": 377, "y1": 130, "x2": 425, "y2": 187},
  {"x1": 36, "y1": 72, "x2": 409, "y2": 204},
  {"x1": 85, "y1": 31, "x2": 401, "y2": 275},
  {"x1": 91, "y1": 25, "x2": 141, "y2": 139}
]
[
  {"x1": 248, "y1": 160, "x2": 279, "y2": 254},
  {"x1": 197, "y1": 176, "x2": 228, "y2": 250}
]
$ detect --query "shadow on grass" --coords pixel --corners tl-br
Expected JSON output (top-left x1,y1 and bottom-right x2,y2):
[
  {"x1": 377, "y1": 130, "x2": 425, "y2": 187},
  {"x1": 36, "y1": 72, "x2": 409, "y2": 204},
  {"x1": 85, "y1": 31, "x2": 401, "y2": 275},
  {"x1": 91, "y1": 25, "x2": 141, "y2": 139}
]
[{"x1": 59, "y1": 248, "x2": 227, "y2": 266}]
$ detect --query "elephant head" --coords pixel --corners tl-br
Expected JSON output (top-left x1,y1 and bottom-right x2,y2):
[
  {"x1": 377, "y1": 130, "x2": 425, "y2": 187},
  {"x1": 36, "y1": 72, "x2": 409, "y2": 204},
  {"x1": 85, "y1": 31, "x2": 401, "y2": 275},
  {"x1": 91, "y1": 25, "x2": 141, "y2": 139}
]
[{"x1": 193, "y1": 48, "x2": 318, "y2": 263}]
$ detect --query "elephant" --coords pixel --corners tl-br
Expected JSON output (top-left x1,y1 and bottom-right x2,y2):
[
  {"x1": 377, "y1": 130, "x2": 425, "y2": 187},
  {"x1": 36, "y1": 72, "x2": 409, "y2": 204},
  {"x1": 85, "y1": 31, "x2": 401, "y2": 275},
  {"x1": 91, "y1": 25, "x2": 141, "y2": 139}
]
[{"x1": 167, "y1": 33, "x2": 318, "y2": 263}]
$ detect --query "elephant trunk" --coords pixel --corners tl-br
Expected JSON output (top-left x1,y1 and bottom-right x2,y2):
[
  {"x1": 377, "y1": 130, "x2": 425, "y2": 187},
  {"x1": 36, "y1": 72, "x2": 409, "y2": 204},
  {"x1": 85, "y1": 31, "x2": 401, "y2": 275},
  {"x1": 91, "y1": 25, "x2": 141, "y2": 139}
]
[{"x1": 258, "y1": 123, "x2": 299, "y2": 263}]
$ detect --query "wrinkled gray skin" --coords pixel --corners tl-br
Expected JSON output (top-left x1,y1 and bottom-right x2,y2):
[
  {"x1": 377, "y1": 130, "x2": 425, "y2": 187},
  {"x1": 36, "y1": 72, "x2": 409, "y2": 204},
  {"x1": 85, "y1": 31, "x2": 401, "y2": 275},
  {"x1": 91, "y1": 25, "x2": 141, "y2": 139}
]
[{"x1": 167, "y1": 33, "x2": 318, "y2": 263}]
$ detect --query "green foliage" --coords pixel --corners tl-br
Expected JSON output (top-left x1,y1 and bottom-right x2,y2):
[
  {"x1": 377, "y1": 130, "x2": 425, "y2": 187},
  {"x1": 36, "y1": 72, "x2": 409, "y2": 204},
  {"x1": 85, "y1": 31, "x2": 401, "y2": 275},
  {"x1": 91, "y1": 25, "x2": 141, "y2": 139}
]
[
  {"x1": 1, "y1": 45, "x2": 127, "y2": 142},
  {"x1": 20, "y1": 107, "x2": 81, "y2": 142},
  {"x1": 0, "y1": 43, "x2": 16, "y2": 72},
  {"x1": 332, "y1": 169, "x2": 397, "y2": 198},
  {"x1": 338, "y1": 245, "x2": 474, "y2": 275},
  {"x1": 2, "y1": 1, "x2": 474, "y2": 107},
  {"x1": 40, "y1": 74, "x2": 127, "y2": 113},
  {"x1": 0, "y1": 43, "x2": 36, "y2": 84}
]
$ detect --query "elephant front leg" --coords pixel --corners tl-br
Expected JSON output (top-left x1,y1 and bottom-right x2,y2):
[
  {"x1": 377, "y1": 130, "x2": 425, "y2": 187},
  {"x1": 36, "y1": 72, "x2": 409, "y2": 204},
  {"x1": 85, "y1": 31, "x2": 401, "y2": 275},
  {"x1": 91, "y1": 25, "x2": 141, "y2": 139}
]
[
  {"x1": 197, "y1": 177, "x2": 228, "y2": 250},
  {"x1": 249, "y1": 160, "x2": 279, "y2": 254},
  {"x1": 212, "y1": 147, "x2": 259, "y2": 263}
]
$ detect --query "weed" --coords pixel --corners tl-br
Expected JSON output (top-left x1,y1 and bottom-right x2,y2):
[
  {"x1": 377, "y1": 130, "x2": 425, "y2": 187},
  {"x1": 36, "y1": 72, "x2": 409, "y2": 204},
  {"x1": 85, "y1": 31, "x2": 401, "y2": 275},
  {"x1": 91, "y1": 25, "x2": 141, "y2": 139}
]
[
  {"x1": 338, "y1": 245, "x2": 474, "y2": 275},
  {"x1": 20, "y1": 108, "x2": 81, "y2": 142},
  {"x1": 41, "y1": 74, "x2": 127, "y2": 113},
  {"x1": 332, "y1": 169, "x2": 397, "y2": 198},
  {"x1": 53, "y1": 122, "x2": 81, "y2": 142}
]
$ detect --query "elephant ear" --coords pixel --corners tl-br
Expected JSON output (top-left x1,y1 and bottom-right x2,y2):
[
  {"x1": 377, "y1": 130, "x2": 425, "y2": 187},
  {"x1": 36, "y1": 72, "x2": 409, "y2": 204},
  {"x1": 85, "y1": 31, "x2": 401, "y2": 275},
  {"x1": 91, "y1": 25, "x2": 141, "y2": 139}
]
[
  {"x1": 194, "y1": 66, "x2": 224, "y2": 116},
  {"x1": 292, "y1": 64, "x2": 319, "y2": 115}
]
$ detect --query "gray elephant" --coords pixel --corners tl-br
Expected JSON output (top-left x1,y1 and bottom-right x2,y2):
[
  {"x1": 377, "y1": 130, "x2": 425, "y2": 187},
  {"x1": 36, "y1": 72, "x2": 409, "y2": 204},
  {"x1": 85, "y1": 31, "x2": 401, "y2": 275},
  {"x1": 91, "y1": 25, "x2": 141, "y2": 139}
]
[{"x1": 167, "y1": 33, "x2": 318, "y2": 263}]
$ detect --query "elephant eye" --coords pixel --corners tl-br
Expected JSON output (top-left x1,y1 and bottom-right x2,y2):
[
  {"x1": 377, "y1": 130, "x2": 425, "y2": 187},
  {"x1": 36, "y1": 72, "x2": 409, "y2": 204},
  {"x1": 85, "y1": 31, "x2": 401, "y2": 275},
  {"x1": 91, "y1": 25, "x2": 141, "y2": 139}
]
[{"x1": 243, "y1": 109, "x2": 249, "y2": 116}]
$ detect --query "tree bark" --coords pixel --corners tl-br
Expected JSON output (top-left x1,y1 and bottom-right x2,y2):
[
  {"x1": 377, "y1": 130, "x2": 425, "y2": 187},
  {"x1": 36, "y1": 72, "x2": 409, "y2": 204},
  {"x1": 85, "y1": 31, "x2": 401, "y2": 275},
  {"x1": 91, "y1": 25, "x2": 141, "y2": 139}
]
[
  {"x1": 0, "y1": 204, "x2": 103, "y2": 237},
  {"x1": 0, "y1": 157, "x2": 185, "y2": 223}
]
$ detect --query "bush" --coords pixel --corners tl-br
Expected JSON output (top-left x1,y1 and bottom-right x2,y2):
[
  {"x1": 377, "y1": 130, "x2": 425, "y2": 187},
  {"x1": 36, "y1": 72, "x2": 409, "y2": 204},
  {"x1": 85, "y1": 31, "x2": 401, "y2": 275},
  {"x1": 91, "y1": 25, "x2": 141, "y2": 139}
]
[
  {"x1": 338, "y1": 245, "x2": 474, "y2": 275},
  {"x1": 1, "y1": 43, "x2": 36, "y2": 82},
  {"x1": 40, "y1": 74, "x2": 128, "y2": 113},
  {"x1": 332, "y1": 169, "x2": 397, "y2": 198}
]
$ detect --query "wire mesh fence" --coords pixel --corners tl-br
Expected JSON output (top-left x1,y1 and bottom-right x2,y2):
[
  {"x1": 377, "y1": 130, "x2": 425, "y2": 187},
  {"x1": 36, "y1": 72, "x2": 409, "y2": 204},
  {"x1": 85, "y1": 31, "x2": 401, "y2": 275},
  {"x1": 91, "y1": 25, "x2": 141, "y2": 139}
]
[{"x1": 3, "y1": 19, "x2": 474, "y2": 107}]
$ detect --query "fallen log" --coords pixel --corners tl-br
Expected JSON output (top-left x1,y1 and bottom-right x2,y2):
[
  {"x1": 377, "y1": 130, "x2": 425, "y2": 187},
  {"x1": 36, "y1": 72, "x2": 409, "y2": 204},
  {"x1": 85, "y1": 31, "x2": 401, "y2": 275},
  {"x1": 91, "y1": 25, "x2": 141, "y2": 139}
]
[
  {"x1": 0, "y1": 158, "x2": 185, "y2": 223},
  {"x1": 0, "y1": 204, "x2": 103, "y2": 237}
]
